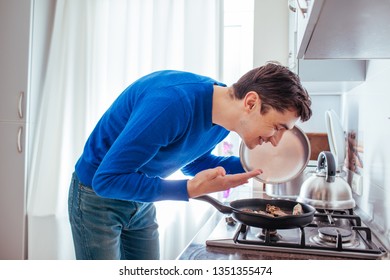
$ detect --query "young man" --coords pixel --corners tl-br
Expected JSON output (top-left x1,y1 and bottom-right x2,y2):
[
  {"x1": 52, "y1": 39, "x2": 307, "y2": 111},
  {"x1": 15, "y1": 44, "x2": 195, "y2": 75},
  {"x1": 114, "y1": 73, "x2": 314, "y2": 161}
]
[{"x1": 68, "y1": 62, "x2": 312, "y2": 259}]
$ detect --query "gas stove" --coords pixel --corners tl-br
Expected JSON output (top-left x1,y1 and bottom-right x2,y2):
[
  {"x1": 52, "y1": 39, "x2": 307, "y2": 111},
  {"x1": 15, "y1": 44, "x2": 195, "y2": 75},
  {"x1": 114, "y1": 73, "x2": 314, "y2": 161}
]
[{"x1": 206, "y1": 208, "x2": 387, "y2": 259}]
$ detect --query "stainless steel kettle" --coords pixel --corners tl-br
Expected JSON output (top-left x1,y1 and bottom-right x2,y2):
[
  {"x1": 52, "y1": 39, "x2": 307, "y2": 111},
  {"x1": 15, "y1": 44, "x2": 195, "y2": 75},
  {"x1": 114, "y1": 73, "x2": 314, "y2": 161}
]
[{"x1": 297, "y1": 151, "x2": 355, "y2": 210}]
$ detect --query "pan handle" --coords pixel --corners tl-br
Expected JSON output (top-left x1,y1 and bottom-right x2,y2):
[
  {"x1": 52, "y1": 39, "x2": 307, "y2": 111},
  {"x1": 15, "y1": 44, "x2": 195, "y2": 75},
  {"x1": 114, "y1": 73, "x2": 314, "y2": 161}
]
[{"x1": 194, "y1": 195, "x2": 233, "y2": 214}]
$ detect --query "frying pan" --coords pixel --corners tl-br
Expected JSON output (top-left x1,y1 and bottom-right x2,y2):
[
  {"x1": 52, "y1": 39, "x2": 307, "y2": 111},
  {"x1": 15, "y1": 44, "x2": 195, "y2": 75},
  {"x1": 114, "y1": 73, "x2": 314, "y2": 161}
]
[
  {"x1": 239, "y1": 126, "x2": 310, "y2": 184},
  {"x1": 195, "y1": 195, "x2": 315, "y2": 229}
]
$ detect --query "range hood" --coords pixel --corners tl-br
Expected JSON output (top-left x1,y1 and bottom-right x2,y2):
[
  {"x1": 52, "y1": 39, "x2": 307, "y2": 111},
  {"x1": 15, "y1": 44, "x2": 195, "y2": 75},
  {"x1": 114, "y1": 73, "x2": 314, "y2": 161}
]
[{"x1": 296, "y1": 0, "x2": 390, "y2": 59}]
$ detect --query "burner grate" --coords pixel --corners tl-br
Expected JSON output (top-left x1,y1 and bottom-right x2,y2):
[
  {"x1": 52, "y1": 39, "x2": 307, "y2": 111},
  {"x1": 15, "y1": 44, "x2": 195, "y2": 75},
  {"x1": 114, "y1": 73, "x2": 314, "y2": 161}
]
[
  {"x1": 232, "y1": 222, "x2": 385, "y2": 257},
  {"x1": 206, "y1": 208, "x2": 387, "y2": 259}
]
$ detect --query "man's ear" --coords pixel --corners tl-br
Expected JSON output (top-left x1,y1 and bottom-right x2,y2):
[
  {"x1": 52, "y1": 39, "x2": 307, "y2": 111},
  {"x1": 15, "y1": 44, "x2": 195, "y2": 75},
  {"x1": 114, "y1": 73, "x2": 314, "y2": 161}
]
[{"x1": 244, "y1": 91, "x2": 260, "y2": 112}]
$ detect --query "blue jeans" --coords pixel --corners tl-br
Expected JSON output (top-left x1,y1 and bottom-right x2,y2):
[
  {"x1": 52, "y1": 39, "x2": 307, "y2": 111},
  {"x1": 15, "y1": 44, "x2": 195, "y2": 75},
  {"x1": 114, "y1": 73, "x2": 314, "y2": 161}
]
[{"x1": 68, "y1": 172, "x2": 160, "y2": 260}]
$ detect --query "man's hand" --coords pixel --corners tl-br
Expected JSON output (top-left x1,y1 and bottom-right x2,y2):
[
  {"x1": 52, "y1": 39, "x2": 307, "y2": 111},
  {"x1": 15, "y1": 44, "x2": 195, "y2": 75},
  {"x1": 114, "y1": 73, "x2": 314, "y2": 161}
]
[{"x1": 187, "y1": 167, "x2": 262, "y2": 198}]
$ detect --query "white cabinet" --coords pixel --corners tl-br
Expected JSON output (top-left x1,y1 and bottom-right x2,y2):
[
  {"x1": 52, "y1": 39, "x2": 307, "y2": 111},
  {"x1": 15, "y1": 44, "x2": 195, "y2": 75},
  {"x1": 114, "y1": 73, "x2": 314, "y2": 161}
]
[
  {"x1": 0, "y1": 0, "x2": 32, "y2": 259},
  {"x1": 0, "y1": 0, "x2": 30, "y2": 122},
  {"x1": 0, "y1": 123, "x2": 27, "y2": 259}
]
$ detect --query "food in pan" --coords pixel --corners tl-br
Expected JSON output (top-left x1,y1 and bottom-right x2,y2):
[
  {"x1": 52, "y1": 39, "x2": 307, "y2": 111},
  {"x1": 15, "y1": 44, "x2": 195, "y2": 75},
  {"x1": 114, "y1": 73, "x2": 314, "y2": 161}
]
[
  {"x1": 292, "y1": 203, "x2": 303, "y2": 215},
  {"x1": 265, "y1": 204, "x2": 289, "y2": 217},
  {"x1": 242, "y1": 203, "x2": 303, "y2": 217},
  {"x1": 242, "y1": 208, "x2": 274, "y2": 217}
]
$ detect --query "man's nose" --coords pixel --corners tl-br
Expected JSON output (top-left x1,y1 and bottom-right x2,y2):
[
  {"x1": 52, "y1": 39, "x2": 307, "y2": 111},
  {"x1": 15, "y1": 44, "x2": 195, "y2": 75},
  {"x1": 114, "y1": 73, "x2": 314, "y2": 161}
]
[{"x1": 269, "y1": 130, "x2": 285, "y2": 147}]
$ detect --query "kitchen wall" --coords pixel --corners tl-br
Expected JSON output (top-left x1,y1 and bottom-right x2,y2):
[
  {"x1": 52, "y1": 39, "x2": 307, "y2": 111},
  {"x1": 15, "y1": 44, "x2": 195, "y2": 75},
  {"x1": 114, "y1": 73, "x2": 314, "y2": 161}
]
[
  {"x1": 253, "y1": 0, "x2": 289, "y2": 67},
  {"x1": 343, "y1": 59, "x2": 390, "y2": 249},
  {"x1": 297, "y1": 93, "x2": 341, "y2": 133}
]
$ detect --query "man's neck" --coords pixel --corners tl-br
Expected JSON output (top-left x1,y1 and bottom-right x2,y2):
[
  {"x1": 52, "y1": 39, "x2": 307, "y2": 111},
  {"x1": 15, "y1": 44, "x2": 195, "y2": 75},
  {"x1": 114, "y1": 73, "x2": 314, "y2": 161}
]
[{"x1": 211, "y1": 86, "x2": 240, "y2": 132}]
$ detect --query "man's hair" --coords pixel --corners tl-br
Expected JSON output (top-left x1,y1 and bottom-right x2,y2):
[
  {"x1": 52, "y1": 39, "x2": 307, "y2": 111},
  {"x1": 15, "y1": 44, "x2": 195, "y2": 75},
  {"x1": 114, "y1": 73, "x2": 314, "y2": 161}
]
[{"x1": 232, "y1": 62, "x2": 312, "y2": 122}]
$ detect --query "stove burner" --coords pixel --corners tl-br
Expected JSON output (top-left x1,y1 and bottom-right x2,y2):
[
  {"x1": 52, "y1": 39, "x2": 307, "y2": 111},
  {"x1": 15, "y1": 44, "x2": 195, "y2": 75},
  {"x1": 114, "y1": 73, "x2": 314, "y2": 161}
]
[
  {"x1": 256, "y1": 229, "x2": 282, "y2": 242},
  {"x1": 310, "y1": 226, "x2": 359, "y2": 248},
  {"x1": 318, "y1": 227, "x2": 353, "y2": 243}
]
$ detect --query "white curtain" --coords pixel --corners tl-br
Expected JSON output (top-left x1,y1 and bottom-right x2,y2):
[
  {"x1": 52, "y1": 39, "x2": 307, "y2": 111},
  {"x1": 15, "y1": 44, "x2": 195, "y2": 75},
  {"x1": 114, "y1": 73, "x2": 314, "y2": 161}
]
[{"x1": 27, "y1": 0, "x2": 221, "y2": 260}]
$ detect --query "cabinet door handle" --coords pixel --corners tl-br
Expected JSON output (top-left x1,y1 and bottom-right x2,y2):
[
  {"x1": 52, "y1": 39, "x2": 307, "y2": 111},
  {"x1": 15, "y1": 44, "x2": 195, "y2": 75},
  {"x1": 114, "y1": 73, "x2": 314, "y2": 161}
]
[
  {"x1": 17, "y1": 126, "x2": 23, "y2": 153},
  {"x1": 18, "y1": 91, "x2": 24, "y2": 119}
]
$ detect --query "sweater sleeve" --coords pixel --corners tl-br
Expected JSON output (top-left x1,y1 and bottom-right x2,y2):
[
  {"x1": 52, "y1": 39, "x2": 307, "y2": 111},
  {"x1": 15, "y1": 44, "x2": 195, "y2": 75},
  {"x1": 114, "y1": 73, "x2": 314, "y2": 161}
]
[
  {"x1": 181, "y1": 148, "x2": 245, "y2": 176},
  {"x1": 91, "y1": 96, "x2": 190, "y2": 202}
]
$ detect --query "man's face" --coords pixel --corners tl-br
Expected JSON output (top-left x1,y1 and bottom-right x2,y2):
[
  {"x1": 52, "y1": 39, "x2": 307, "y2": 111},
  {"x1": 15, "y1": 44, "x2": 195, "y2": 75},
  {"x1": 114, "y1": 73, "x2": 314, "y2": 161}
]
[{"x1": 238, "y1": 104, "x2": 299, "y2": 150}]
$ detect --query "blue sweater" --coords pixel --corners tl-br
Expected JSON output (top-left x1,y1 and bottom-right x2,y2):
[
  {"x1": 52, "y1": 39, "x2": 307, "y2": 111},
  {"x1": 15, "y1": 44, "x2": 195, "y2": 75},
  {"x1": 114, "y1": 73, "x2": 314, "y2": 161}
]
[{"x1": 75, "y1": 70, "x2": 245, "y2": 202}]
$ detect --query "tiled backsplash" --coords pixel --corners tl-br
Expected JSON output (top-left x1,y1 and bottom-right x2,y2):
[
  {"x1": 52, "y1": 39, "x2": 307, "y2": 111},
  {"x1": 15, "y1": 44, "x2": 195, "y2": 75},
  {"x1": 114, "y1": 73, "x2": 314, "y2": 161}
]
[{"x1": 344, "y1": 60, "x2": 390, "y2": 249}]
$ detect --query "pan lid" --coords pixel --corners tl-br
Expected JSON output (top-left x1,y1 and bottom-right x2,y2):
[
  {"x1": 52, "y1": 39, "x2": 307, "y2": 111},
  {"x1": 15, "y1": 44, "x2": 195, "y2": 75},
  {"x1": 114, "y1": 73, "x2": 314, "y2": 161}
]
[{"x1": 239, "y1": 126, "x2": 311, "y2": 184}]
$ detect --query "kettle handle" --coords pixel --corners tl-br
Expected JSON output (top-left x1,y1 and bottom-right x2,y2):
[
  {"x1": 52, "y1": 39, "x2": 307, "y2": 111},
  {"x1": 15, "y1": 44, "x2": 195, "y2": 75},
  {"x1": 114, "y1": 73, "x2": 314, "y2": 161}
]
[{"x1": 317, "y1": 151, "x2": 336, "y2": 183}]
